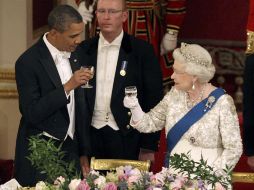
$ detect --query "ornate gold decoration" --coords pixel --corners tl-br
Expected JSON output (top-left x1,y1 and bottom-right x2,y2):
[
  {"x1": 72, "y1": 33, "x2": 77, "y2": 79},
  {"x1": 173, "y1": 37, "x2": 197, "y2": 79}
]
[
  {"x1": 0, "y1": 68, "x2": 15, "y2": 82},
  {"x1": 234, "y1": 76, "x2": 243, "y2": 111},
  {"x1": 0, "y1": 68, "x2": 17, "y2": 98},
  {"x1": 232, "y1": 172, "x2": 254, "y2": 183},
  {"x1": 90, "y1": 157, "x2": 151, "y2": 171},
  {"x1": 0, "y1": 88, "x2": 18, "y2": 98},
  {"x1": 246, "y1": 30, "x2": 254, "y2": 54}
]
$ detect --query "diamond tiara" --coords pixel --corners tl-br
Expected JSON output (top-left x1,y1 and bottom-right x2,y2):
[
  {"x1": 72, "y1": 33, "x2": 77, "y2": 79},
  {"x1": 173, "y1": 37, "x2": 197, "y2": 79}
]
[{"x1": 179, "y1": 43, "x2": 210, "y2": 67}]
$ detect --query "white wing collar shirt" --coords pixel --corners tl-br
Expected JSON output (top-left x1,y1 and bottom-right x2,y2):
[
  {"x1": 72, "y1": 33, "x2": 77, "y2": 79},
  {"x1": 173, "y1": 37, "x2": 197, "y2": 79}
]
[
  {"x1": 42, "y1": 33, "x2": 75, "y2": 140},
  {"x1": 91, "y1": 30, "x2": 123, "y2": 130}
]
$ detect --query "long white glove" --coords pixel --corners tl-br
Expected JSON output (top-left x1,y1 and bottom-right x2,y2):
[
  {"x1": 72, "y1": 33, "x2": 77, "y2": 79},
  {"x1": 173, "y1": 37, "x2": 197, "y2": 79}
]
[
  {"x1": 123, "y1": 96, "x2": 144, "y2": 123},
  {"x1": 77, "y1": 1, "x2": 94, "y2": 24},
  {"x1": 160, "y1": 30, "x2": 178, "y2": 55}
]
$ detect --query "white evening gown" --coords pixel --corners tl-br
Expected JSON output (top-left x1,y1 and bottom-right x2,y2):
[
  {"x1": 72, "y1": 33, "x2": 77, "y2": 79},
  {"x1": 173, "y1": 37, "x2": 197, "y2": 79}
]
[{"x1": 133, "y1": 87, "x2": 242, "y2": 186}]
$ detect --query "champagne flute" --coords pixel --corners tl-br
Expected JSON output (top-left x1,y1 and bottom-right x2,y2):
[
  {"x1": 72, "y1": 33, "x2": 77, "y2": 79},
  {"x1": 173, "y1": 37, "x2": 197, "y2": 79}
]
[
  {"x1": 80, "y1": 65, "x2": 94, "y2": 88},
  {"x1": 125, "y1": 86, "x2": 137, "y2": 97}
]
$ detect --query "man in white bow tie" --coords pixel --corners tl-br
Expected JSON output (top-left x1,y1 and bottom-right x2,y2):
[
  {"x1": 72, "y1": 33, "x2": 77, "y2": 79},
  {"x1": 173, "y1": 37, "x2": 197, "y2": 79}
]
[
  {"x1": 78, "y1": 0, "x2": 163, "y2": 169},
  {"x1": 14, "y1": 5, "x2": 92, "y2": 186}
]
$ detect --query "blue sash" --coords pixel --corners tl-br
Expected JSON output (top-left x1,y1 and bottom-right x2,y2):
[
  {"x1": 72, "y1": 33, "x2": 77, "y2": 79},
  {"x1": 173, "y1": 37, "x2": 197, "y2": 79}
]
[{"x1": 164, "y1": 88, "x2": 225, "y2": 167}]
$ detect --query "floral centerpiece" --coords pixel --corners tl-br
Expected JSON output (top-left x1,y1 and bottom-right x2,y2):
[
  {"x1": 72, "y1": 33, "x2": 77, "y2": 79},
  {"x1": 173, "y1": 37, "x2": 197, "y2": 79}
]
[
  {"x1": 21, "y1": 135, "x2": 231, "y2": 190},
  {"x1": 34, "y1": 166, "x2": 227, "y2": 190}
]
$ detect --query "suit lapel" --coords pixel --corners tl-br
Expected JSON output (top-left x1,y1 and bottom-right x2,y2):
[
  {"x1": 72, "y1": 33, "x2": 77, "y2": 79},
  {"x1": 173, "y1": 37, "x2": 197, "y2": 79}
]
[
  {"x1": 38, "y1": 39, "x2": 69, "y2": 119},
  {"x1": 39, "y1": 39, "x2": 81, "y2": 86},
  {"x1": 38, "y1": 40, "x2": 62, "y2": 88},
  {"x1": 69, "y1": 51, "x2": 80, "y2": 73},
  {"x1": 111, "y1": 33, "x2": 132, "y2": 101}
]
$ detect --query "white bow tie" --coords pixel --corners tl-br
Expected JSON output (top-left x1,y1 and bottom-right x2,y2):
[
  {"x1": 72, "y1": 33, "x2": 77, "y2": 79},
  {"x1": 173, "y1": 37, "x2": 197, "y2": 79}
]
[
  {"x1": 55, "y1": 52, "x2": 71, "y2": 65},
  {"x1": 101, "y1": 42, "x2": 120, "y2": 48},
  {"x1": 59, "y1": 51, "x2": 71, "y2": 59}
]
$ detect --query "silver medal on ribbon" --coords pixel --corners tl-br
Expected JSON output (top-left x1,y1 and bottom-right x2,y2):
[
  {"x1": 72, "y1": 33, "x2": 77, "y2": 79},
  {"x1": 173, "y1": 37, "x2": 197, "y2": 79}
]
[{"x1": 120, "y1": 61, "x2": 128, "y2": 76}]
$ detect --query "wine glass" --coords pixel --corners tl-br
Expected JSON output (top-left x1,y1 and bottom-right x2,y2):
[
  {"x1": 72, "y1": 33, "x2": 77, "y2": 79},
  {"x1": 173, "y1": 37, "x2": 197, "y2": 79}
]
[
  {"x1": 125, "y1": 86, "x2": 137, "y2": 97},
  {"x1": 80, "y1": 65, "x2": 94, "y2": 88}
]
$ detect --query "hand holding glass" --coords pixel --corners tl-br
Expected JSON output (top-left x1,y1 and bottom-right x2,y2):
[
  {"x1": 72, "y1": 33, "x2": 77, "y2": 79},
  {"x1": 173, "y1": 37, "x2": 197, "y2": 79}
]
[{"x1": 80, "y1": 66, "x2": 94, "y2": 88}]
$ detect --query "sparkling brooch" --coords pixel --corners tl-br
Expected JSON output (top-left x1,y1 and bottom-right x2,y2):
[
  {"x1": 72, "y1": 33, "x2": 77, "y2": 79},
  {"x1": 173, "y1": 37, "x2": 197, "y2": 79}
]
[{"x1": 204, "y1": 96, "x2": 215, "y2": 112}]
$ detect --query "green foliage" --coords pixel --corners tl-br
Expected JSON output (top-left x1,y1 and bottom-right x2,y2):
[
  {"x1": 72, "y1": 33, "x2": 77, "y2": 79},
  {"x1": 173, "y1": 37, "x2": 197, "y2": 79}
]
[
  {"x1": 84, "y1": 173, "x2": 99, "y2": 189},
  {"x1": 27, "y1": 134, "x2": 80, "y2": 187},
  {"x1": 25, "y1": 135, "x2": 232, "y2": 190},
  {"x1": 169, "y1": 152, "x2": 232, "y2": 189}
]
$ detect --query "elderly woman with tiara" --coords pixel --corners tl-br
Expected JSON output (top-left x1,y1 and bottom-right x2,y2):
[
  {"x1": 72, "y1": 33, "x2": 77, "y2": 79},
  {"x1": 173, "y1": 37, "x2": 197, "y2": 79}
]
[{"x1": 124, "y1": 43, "x2": 242, "y2": 188}]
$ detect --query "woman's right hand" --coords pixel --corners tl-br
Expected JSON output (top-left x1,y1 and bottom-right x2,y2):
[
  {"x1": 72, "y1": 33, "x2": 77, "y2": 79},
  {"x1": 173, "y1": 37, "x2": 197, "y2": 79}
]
[
  {"x1": 123, "y1": 96, "x2": 139, "y2": 109},
  {"x1": 123, "y1": 96, "x2": 144, "y2": 123}
]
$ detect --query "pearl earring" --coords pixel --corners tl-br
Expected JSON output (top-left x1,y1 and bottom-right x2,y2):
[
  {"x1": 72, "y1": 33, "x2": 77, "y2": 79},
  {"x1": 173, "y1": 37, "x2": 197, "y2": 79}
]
[{"x1": 192, "y1": 82, "x2": 195, "y2": 90}]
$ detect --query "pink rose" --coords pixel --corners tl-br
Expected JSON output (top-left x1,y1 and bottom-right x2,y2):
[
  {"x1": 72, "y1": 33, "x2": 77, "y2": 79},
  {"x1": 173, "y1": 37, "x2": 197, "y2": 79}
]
[
  {"x1": 69, "y1": 179, "x2": 81, "y2": 190},
  {"x1": 77, "y1": 180, "x2": 91, "y2": 190},
  {"x1": 129, "y1": 168, "x2": 141, "y2": 176},
  {"x1": 103, "y1": 182, "x2": 118, "y2": 190},
  {"x1": 170, "y1": 176, "x2": 185, "y2": 189},
  {"x1": 118, "y1": 175, "x2": 128, "y2": 181},
  {"x1": 128, "y1": 175, "x2": 140, "y2": 184},
  {"x1": 215, "y1": 182, "x2": 226, "y2": 190}
]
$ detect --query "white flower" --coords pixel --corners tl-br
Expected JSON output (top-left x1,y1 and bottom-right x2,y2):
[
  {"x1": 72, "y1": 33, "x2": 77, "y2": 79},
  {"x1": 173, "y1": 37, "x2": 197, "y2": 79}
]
[
  {"x1": 160, "y1": 167, "x2": 171, "y2": 176},
  {"x1": 90, "y1": 170, "x2": 100, "y2": 176},
  {"x1": 127, "y1": 168, "x2": 142, "y2": 184},
  {"x1": 94, "y1": 175, "x2": 106, "y2": 188},
  {"x1": 35, "y1": 181, "x2": 47, "y2": 190},
  {"x1": 153, "y1": 172, "x2": 165, "y2": 186},
  {"x1": 54, "y1": 176, "x2": 66, "y2": 188},
  {"x1": 68, "y1": 179, "x2": 81, "y2": 190},
  {"x1": 57, "y1": 176, "x2": 65, "y2": 184},
  {"x1": 115, "y1": 166, "x2": 125, "y2": 176},
  {"x1": 129, "y1": 168, "x2": 141, "y2": 176},
  {"x1": 153, "y1": 188, "x2": 162, "y2": 190}
]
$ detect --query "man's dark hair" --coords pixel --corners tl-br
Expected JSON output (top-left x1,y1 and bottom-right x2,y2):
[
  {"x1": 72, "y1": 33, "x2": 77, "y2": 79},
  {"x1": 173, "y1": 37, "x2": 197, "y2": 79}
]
[{"x1": 48, "y1": 4, "x2": 83, "y2": 33}]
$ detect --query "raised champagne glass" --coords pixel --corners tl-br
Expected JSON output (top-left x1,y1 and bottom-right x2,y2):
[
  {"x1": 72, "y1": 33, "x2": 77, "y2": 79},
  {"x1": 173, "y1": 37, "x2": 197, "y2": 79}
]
[
  {"x1": 80, "y1": 65, "x2": 94, "y2": 88},
  {"x1": 125, "y1": 86, "x2": 137, "y2": 97}
]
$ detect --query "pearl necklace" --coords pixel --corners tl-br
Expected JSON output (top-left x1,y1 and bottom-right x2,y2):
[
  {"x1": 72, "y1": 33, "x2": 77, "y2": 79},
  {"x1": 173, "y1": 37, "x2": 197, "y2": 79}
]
[{"x1": 186, "y1": 84, "x2": 206, "y2": 108}]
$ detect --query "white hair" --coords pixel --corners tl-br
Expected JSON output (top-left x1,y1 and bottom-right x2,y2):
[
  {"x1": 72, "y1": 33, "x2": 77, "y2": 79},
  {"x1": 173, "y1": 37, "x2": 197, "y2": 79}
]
[{"x1": 173, "y1": 43, "x2": 215, "y2": 83}]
